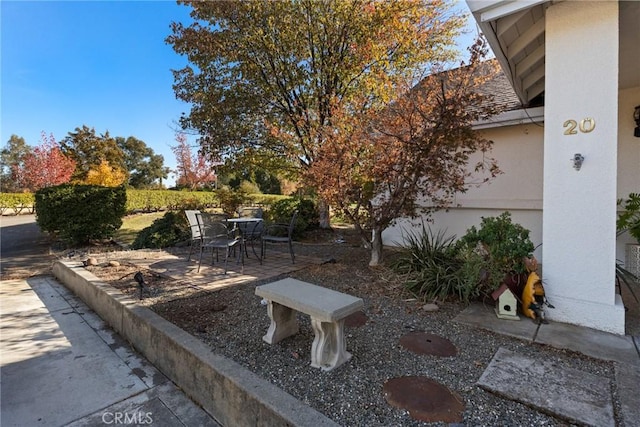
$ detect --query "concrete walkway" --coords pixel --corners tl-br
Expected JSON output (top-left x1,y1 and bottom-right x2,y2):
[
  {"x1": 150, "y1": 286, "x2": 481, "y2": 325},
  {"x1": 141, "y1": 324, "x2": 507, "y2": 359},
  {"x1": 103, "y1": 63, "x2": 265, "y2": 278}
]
[
  {"x1": 0, "y1": 276, "x2": 220, "y2": 427},
  {"x1": 455, "y1": 303, "x2": 640, "y2": 426}
]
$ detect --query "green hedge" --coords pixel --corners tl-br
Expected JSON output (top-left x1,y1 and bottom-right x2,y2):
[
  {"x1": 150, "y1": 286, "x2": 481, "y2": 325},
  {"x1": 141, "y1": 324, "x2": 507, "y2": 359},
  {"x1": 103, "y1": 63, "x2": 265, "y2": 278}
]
[
  {"x1": 125, "y1": 190, "x2": 218, "y2": 212},
  {"x1": 265, "y1": 198, "x2": 319, "y2": 237},
  {"x1": 0, "y1": 193, "x2": 35, "y2": 215},
  {"x1": 251, "y1": 194, "x2": 289, "y2": 206},
  {"x1": 125, "y1": 190, "x2": 288, "y2": 213},
  {"x1": 35, "y1": 184, "x2": 127, "y2": 244},
  {"x1": 4, "y1": 189, "x2": 291, "y2": 216}
]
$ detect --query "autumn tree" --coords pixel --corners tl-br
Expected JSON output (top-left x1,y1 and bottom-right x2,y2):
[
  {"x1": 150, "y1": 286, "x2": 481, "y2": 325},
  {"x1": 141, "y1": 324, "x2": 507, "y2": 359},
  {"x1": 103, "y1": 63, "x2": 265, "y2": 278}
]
[
  {"x1": 59, "y1": 126, "x2": 170, "y2": 187},
  {"x1": 116, "y1": 136, "x2": 168, "y2": 188},
  {"x1": 59, "y1": 125, "x2": 126, "y2": 182},
  {"x1": 171, "y1": 133, "x2": 217, "y2": 190},
  {"x1": 308, "y1": 41, "x2": 502, "y2": 266},
  {"x1": 167, "y1": 0, "x2": 465, "y2": 227},
  {"x1": 13, "y1": 133, "x2": 76, "y2": 192},
  {"x1": 85, "y1": 160, "x2": 127, "y2": 187},
  {"x1": 1, "y1": 135, "x2": 32, "y2": 192}
]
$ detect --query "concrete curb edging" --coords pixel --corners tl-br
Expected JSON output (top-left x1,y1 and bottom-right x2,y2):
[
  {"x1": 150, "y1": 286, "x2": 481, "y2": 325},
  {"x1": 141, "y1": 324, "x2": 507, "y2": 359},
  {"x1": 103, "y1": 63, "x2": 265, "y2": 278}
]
[{"x1": 52, "y1": 260, "x2": 340, "y2": 427}]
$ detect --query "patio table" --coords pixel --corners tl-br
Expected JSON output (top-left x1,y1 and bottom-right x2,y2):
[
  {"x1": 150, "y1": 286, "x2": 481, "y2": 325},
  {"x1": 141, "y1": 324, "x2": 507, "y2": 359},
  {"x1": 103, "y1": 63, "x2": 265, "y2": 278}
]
[{"x1": 227, "y1": 218, "x2": 263, "y2": 262}]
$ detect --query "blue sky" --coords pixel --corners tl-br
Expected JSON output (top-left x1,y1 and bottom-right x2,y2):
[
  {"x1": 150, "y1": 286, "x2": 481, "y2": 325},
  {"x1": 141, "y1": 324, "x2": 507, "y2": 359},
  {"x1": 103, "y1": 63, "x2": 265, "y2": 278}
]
[
  {"x1": 1, "y1": 1, "x2": 192, "y2": 185},
  {"x1": 1, "y1": 1, "x2": 477, "y2": 187}
]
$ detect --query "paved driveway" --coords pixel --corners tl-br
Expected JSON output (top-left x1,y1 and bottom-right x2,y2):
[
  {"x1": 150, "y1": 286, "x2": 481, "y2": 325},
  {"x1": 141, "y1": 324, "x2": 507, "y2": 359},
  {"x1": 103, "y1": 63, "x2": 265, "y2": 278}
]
[{"x1": 0, "y1": 214, "x2": 53, "y2": 278}]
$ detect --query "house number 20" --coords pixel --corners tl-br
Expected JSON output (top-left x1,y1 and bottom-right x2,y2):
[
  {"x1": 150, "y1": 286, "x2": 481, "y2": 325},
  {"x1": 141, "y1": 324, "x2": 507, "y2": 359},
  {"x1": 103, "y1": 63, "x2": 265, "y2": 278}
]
[{"x1": 563, "y1": 118, "x2": 596, "y2": 135}]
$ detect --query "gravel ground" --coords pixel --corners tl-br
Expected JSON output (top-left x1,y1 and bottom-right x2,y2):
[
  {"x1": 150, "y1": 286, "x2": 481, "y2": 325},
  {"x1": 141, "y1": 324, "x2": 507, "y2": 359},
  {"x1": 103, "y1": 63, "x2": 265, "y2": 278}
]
[
  {"x1": 138, "y1": 241, "x2": 620, "y2": 427},
  {"x1": 3, "y1": 212, "x2": 629, "y2": 426}
]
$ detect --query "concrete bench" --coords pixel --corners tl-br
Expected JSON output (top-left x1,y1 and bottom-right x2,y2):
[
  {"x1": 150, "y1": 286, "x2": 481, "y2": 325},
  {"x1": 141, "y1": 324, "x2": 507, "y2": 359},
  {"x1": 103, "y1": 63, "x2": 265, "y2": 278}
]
[{"x1": 255, "y1": 278, "x2": 364, "y2": 371}]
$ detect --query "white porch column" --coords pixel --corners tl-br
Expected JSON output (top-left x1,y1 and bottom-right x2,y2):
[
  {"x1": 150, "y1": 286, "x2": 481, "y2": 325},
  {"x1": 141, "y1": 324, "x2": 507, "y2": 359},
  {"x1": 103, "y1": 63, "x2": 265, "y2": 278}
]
[{"x1": 542, "y1": 1, "x2": 624, "y2": 334}]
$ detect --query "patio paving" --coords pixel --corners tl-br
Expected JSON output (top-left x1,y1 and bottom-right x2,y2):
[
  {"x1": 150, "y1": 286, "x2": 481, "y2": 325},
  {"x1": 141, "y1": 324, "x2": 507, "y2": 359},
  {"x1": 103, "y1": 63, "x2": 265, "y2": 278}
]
[{"x1": 94, "y1": 246, "x2": 323, "y2": 292}]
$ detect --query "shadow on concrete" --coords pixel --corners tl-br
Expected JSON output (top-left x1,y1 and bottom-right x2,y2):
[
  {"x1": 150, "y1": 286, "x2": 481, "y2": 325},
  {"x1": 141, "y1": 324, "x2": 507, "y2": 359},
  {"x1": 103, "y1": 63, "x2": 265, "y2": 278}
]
[{"x1": 0, "y1": 276, "x2": 218, "y2": 427}]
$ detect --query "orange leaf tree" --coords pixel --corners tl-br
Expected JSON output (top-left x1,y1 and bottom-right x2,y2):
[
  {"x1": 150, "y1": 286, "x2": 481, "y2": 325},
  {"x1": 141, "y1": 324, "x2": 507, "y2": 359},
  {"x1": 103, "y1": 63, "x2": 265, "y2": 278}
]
[
  {"x1": 308, "y1": 41, "x2": 502, "y2": 265},
  {"x1": 59, "y1": 125, "x2": 126, "y2": 183},
  {"x1": 167, "y1": 0, "x2": 465, "y2": 227},
  {"x1": 171, "y1": 133, "x2": 218, "y2": 190},
  {"x1": 13, "y1": 132, "x2": 76, "y2": 192},
  {"x1": 85, "y1": 160, "x2": 127, "y2": 187}
]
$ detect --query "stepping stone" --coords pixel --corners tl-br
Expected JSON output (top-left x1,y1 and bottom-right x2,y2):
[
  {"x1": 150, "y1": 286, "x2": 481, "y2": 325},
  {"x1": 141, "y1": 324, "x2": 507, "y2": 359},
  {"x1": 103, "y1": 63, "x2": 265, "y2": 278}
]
[
  {"x1": 399, "y1": 332, "x2": 457, "y2": 357},
  {"x1": 478, "y1": 347, "x2": 614, "y2": 426},
  {"x1": 383, "y1": 376, "x2": 464, "y2": 423}
]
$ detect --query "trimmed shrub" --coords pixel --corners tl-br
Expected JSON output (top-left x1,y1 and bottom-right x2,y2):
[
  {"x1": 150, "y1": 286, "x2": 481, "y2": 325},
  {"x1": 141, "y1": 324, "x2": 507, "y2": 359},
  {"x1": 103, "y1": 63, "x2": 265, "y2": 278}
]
[
  {"x1": 35, "y1": 184, "x2": 126, "y2": 244},
  {"x1": 9, "y1": 189, "x2": 282, "y2": 217},
  {"x1": 131, "y1": 211, "x2": 190, "y2": 249},
  {"x1": 216, "y1": 187, "x2": 250, "y2": 216},
  {"x1": 457, "y1": 212, "x2": 534, "y2": 276},
  {"x1": 265, "y1": 197, "x2": 318, "y2": 237},
  {"x1": 125, "y1": 189, "x2": 218, "y2": 213},
  {"x1": 251, "y1": 193, "x2": 288, "y2": 206}
]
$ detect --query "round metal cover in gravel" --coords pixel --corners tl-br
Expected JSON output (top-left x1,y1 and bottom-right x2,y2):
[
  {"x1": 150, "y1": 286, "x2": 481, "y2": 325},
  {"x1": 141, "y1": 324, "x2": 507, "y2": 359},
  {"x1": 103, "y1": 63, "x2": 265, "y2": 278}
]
[
  {"x1": 383, "y1": 376, "x2": 464, "y2": 423},
  {"x1": 399, "y1": 331, "x2": 457, "y2": 357},
  {"x1": 344, "y1": 310, "x2": 368, "y2": 328}
]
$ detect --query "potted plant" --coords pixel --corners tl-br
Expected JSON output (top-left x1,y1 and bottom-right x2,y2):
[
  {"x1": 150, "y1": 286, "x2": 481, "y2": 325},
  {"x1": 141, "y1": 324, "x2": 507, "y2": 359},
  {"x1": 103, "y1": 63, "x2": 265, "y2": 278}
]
[
  {"x1": 617, "y1": 193, "x2": 640, "y2": 299},
  {"x1": 617, "y1": 193, "x2": 640, "y2": 244}
]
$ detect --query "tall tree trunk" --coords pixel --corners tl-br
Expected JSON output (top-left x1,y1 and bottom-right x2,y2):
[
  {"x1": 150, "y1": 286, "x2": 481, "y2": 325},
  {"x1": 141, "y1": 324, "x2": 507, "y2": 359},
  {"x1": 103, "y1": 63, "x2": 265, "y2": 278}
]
[
  {"x1": 369, "y1": 226, "x2": 384, "y2": 267},
  {"x1": 317, "y1": 197, "x2": 331, "y2": 229}
]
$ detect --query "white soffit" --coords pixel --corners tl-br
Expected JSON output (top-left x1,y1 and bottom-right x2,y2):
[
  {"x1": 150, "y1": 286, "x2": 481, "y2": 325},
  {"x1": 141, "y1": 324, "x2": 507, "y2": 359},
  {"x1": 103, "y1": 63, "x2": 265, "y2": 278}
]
[
  {"x1": 467, "y1": 0, "x2": 551, "y2": 106},
  {"x1": 466, "y1": 1, "x2": 640, "y2": 105},
  {"x1": 475, "y1": 0, "x2": 548, "y2": 22}
]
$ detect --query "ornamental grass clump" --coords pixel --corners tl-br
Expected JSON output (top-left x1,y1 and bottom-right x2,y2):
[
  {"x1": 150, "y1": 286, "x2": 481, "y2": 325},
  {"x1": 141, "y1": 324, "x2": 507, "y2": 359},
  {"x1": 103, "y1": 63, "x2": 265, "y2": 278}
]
[
  {"x1": 391, "y1": 224, "x2": 474, "y2": 302},
  {"x1": 392, "y1": 212, "x2": 535, "y2": 303}
]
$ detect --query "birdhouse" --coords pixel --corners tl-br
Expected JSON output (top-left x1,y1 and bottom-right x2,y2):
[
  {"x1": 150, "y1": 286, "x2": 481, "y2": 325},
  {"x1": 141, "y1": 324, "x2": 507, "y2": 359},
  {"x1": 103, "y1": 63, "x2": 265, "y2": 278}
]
[{"x1": 491, "y1": 284, "x2": 520, "y2": 320}]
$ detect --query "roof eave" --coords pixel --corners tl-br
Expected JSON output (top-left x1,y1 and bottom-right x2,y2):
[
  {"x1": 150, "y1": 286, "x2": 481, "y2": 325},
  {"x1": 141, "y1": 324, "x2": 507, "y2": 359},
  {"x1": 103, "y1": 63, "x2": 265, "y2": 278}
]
[
  {"x1": 476, "y1": 20, "x2": 529, "y2": 105},
  {"x1": 472, "y1": 106, "x2": 544, "y2": 130},
  {"x1": 467, "y1": 0, "x2": 548, "y2": 22},
  {"x1": 467, "y1": 1, "x2": 552, "y2": 106}
]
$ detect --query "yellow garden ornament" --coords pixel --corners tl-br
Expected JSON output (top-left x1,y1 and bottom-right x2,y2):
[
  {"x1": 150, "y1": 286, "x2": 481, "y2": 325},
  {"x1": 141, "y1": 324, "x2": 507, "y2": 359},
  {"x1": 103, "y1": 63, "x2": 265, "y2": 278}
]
[{"x1": 521, "y1": 257, "x2": 554, "y2": 323}]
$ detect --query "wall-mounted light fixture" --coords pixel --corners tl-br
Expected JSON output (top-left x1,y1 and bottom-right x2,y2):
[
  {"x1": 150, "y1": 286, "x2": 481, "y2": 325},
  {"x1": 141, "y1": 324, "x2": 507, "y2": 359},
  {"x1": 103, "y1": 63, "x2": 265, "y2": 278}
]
[
  {"x1": 571, "y1": 153, "x2": 584, "y2": 171},
  {"x1": 634, "y1": 105, "x2": 640, "y2": 137}
]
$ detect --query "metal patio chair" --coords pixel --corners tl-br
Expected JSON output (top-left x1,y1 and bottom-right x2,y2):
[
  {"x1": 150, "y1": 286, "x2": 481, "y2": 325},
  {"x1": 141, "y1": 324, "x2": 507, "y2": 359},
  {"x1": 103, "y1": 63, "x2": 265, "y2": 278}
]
[
  {"x1": 184, "y1": 209, "x2": 202, "y2": 261},
  {"x1": 237, "y1": 206, "x2": 264, "y2": 218},
  {"x1": 196, "y1": 212, "x2": 240, "y2": 274},
  {"x1": 261, "y1": 211, "x2": 298, "y2": 264}
]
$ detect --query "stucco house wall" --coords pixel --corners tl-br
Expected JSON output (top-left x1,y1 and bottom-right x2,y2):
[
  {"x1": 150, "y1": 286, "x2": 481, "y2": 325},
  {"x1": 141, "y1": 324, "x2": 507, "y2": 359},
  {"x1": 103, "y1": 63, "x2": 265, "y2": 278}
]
[
  {"x1": 456, "y1": 0, "x2": 638, "y2": 335},
  {"x1": 382, "y1": 84, "x2": 639, "y2": 268}
]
